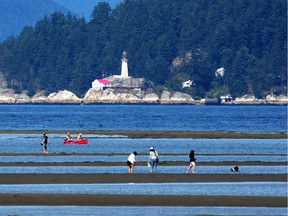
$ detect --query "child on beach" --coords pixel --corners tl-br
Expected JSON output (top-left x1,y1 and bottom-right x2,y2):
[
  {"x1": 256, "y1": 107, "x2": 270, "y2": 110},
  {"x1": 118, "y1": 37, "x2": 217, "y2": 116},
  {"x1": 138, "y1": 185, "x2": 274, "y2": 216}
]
[
  {"x1": 127, "y1": 151, "x2": 138, "y2": 173},
  {"x1": 186, "y1": 149, "x2": 196, "y2": 173},
  {"x1": 149, "y1": 147, "x2": 159, "y2": 173}
]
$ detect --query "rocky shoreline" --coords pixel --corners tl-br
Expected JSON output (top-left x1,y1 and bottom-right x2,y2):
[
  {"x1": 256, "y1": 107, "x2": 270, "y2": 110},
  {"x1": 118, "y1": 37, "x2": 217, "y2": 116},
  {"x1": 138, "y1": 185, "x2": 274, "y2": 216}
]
[
  {"x1": 0, "y1": 75, "x2": 287, "y2": 104},
  {"x1": 0, "y1": 88, "x2": 287, "y2": 105}
]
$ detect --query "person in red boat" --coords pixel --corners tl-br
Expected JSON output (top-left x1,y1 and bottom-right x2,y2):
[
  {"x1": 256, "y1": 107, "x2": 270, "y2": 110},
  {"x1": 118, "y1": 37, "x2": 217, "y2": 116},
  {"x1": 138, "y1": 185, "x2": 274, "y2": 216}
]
[
  {"x1": 77, "y1": 133, "x2": 83, "y2": 141},
  {"x1": 66, "y1": 132, "x2": 74, "y2": 142}
]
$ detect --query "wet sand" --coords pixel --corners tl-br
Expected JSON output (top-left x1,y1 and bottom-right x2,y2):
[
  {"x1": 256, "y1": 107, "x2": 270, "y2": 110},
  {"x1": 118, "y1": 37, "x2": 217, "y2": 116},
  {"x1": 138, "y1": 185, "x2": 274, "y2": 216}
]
[
  {"x1": 0, "y1": 194, "x2": 286, "y2": 207},
  {"x1": 0, "y1": 130, "x2": 286, "y2": 207},
  {"x1": 0, "y1": 161, "x2": 286, "y2": 166},
  {"x1": 0, "y1": 173, "x2": 286, "y2": 207}
]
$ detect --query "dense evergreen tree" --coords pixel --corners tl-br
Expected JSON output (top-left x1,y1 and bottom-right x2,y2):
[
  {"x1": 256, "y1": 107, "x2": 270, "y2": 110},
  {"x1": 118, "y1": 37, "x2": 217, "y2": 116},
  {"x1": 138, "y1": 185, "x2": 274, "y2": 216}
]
[{"x1": 0, "y1": 0, "x2": 286, "y2": 98}]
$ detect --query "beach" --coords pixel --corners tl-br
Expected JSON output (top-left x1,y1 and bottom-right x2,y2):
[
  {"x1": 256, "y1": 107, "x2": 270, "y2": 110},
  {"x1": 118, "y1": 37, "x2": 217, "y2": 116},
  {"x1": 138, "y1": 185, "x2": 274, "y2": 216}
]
[
  {"x1": 0, "y1": 130, "x2": 286, "y2": 208},
  {"x1": 0, "y1": 194, "x2": 286, "y2": 207},
  {"x1": 0, "y1": 173, "x2": 286, "y2": 207}
]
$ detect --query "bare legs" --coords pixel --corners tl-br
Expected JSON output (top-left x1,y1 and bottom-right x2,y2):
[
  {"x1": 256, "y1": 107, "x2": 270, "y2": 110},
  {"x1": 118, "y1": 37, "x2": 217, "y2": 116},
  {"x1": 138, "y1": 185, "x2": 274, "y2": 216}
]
[
  {"x1": 186, "y1": 162, "x2": 196, "y2": 173},
  {"x1": 128, "y1": 164, "x2": 134, "y2": 173},
  {"x1": 43, "y1": 145, "x2": 48, "y2": 154}
]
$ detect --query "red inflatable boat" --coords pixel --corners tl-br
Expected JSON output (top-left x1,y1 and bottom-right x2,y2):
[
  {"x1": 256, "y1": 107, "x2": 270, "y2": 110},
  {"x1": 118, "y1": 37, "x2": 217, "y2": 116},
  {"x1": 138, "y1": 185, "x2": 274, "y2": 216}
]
[{"x1": 63, "y1": 138, "x2": 88, "y2": 144}]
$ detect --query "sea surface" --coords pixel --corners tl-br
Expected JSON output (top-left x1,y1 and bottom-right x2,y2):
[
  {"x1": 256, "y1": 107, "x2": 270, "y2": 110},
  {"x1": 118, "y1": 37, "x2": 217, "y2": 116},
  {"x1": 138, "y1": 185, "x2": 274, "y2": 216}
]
[
  {"x1": 0, "y1": 104, "x2": 287, "y2": 216},
  {"x1": 0, "y1": 104, "x2": 286, "y2": 132}
]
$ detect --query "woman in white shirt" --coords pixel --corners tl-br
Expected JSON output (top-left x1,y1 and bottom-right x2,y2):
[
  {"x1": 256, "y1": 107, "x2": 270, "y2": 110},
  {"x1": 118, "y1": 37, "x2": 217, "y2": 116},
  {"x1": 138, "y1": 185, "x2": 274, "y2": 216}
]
[
  {"x1": 127, "y1": 151, "x2": 138, "y2": 173},
  {"x1": 149, "y1": 147, "x2": 159, "y2": 173}
]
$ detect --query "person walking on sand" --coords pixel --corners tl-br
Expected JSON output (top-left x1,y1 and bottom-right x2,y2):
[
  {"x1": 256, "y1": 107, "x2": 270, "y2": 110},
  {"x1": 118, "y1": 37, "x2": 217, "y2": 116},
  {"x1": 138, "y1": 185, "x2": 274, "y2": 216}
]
[
  {"x1": 149, "y1": 147, "x2": 159, "y2": 173},
  {"x1": 41, "y1": 132, "x2": 49, "y2": 154},
  {"x1": 127, "y1": 151, "x2": 138, "y2": 173},
  {"x1": 186, "y1": 149, "x2": 196, "y2": 173}
]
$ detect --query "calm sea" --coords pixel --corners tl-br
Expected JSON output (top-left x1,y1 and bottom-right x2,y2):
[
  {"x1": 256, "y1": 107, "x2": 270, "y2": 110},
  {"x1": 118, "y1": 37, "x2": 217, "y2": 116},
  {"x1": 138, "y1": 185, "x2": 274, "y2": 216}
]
[
  {"x1": 0, "y1": 104, "x2": 287, "y2": 216},
  {"x1": 0, "y1": 104, "x2": 286, "y2": 132}
]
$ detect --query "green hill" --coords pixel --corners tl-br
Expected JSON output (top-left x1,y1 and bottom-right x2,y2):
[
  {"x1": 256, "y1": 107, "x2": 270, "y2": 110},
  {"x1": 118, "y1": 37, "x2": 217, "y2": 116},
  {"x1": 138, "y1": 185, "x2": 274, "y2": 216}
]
[{"x1": 0, "y1": 0, "x2": 286, "y2": 98}]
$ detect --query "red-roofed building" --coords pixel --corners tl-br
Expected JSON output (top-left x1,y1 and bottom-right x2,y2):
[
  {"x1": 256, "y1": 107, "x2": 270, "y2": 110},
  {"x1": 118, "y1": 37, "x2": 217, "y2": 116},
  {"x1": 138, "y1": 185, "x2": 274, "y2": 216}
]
[{"x1": 92, "y1": 79, "x2": 111, "y2": 90}]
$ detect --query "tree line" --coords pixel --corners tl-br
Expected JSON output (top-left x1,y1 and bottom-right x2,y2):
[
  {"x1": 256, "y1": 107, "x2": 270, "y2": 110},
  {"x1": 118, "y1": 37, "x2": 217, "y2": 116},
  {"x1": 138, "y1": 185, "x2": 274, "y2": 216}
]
[{"x1": 0, "y1": 0, "x2": 286, "y2": 98}]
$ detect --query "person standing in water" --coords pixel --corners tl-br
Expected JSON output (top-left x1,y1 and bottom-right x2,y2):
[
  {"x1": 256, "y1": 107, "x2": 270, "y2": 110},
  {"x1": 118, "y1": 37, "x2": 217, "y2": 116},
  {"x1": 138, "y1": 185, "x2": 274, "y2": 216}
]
[
  {"x1": 41, "y1": 132, "x2": 49, "y2": 154},
  {"x1": 149, "y1": 147, "x2": 159, "y2": 173},
  {"x1": 127, "y1": 151, "x2": 138, "y2": 173},
  {"x1": 186, "y1": 149, "x2": 196, "y2": 173}
]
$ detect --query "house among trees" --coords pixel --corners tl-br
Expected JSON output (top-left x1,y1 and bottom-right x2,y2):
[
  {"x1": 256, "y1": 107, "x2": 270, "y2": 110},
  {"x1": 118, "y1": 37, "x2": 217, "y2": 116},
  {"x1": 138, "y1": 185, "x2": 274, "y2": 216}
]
[{"x1": 92, "y1": 79, "x2": 111, "y2": 90}]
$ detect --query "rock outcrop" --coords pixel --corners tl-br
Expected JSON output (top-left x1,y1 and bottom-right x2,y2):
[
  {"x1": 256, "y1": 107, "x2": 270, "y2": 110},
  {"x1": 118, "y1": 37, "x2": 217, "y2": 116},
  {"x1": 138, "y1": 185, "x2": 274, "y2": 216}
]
[
  {"x1": 159, "y1": 90, "x2": 194, "y2": 104},
  {"x1": 83, "y1": 88, "x2": 194, "y2": 104},
  {"x1": 46, "y1": 90, "x2": 82, "y2": 103},
  {"x1": 0, "y1": 73, "x2": 286, "y2": 105},
  {"x1": 83, "y1": 88, "x2": 141, "y2": 103},
  {"x1": 234, "y1": 95, "x2": 263, "y2": 104},
  {"x1": 266, "y1": 94, "x2": 288, "y2": 104}
]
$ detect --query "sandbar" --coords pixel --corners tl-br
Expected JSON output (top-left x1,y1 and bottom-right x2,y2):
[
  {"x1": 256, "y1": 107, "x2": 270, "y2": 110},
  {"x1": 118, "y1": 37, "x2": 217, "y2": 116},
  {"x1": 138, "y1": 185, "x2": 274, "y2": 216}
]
[{"x1": 0, "y1": 194, "x2": 286, "y2": 207}]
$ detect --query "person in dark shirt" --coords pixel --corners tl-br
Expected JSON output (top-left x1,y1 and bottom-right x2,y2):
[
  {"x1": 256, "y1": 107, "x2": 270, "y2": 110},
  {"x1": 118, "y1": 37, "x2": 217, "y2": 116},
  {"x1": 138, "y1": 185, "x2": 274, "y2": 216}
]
[
  {"x1": 41, "y1": 132, "x2": 49, "y2": 154},
  {"x1": 186, "y1": 149, "x2": 196, "y2": 173}
]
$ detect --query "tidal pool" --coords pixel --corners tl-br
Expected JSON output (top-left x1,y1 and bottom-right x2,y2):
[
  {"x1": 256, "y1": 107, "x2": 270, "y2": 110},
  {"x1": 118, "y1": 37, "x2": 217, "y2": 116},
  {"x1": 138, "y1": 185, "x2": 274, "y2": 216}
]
[
  {"x1": 0, "y1": 155, "x2": 286, "y2": 163},
  {"x1": 0, "y1": 182, "x2": 286, "y2": 197},
  {"x1": 0, "y1": 206, "x2": 286, "y2": 216},
  {"x1": 0, "y1": 165, "x2": 286, "y2": 174}
]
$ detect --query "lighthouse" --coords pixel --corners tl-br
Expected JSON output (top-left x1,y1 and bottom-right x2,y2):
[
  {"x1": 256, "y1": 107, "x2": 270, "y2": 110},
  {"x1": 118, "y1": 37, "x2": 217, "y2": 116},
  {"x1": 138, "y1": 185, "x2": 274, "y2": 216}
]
[{"x1": 121, "y1": 51, "x2": 129, "y2": 78}]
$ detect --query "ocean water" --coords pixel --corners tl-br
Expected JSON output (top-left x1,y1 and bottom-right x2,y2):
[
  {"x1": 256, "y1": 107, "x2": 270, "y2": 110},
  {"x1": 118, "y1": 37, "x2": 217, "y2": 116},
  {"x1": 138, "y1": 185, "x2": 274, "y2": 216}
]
[
  {"x1": 0, "y1": 104, "x2": 286, "y2": 132},
  {"x1": 0, "y1": 206, "x2": 286, "y2": 216},
  {"x1": 0, "y1": 134, "x2": 287, "y2": 155},
  {"x1": 0, "y1": 165, "x2": 286, "y2": 174},
  {"x1": 0, "y1": 104, "x2": 286, "y2": 216},
  {"x1": 0, "y1": 182, "x2": 286, "y2": 196}
]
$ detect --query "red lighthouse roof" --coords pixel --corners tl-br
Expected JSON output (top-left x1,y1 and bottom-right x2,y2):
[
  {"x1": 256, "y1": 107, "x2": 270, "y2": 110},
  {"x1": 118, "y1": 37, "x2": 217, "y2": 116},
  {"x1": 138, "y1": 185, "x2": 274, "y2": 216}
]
[{"x1": 98, "y1": 79, "x2": 111, "y2": 84}]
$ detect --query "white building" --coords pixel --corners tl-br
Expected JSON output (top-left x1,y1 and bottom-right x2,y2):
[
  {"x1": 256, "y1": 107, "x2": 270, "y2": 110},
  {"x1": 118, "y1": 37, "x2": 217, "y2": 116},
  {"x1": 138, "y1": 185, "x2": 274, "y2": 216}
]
[
  {"x1": 92, "y1": 79, "x2": 111, "y2": 90},
  {"x1": 121, "y1": 51, "x2": 128, "y2": 78},
  {"x1": 114, "y1": 51, "x2": 129, "y2": 79}
]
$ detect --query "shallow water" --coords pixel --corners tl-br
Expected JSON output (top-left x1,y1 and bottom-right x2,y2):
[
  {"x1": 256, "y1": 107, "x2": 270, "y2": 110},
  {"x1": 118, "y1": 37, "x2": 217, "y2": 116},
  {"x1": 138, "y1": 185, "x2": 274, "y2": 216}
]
[
  {"x1": 0, "y1": 155, "x2": 286, "y2": 163},
  {"x1": 0, "y1": 182, "x2": 286, "y2": 197},
  {"x1": 0, "y1": 206, "x2": 286, "y2": 216},
  {"x1": 0, "y1": 134, "x2": 287, "y2": 155},
  {"x1": 0, "y1": 165, "x2": 286, "y2": 174},
  {"x1": 0, "y1": 165, "x2": 287, "y2": 175}
]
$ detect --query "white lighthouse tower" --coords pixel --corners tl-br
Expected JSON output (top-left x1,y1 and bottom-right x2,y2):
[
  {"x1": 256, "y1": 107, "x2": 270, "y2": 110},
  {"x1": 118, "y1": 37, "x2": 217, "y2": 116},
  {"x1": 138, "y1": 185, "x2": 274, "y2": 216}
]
[{"x1": 121, "y1": 51, "x2": 129, "y2": 78}]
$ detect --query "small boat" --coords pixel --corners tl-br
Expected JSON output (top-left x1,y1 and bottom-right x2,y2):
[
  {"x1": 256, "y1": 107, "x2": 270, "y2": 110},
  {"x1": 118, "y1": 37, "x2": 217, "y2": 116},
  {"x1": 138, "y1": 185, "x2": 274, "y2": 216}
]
[{"x1": 63, "y1": 138, "x2": 88, "y2": 144}]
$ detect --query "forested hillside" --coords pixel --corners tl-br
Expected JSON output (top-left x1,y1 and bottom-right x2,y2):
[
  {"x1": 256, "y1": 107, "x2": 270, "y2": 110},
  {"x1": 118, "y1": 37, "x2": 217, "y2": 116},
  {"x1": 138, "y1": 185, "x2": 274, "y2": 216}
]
[
  {"x1": 53, "y1": 0, "x2": 122, "y2": 19},
  {"x1": 0, "y1": 0, "x2": 286, "y2": 98}
]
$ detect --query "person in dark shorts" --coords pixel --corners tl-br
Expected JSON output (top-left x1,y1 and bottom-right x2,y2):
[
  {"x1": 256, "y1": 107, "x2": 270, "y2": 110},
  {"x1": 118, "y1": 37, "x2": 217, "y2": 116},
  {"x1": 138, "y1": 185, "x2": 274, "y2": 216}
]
[
  {"x1": 41, "y1": 132, "x2": 49, "y2": 154},
  {"x1": 127, "y1": 151, "x2": 138, "y2": 173}
]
